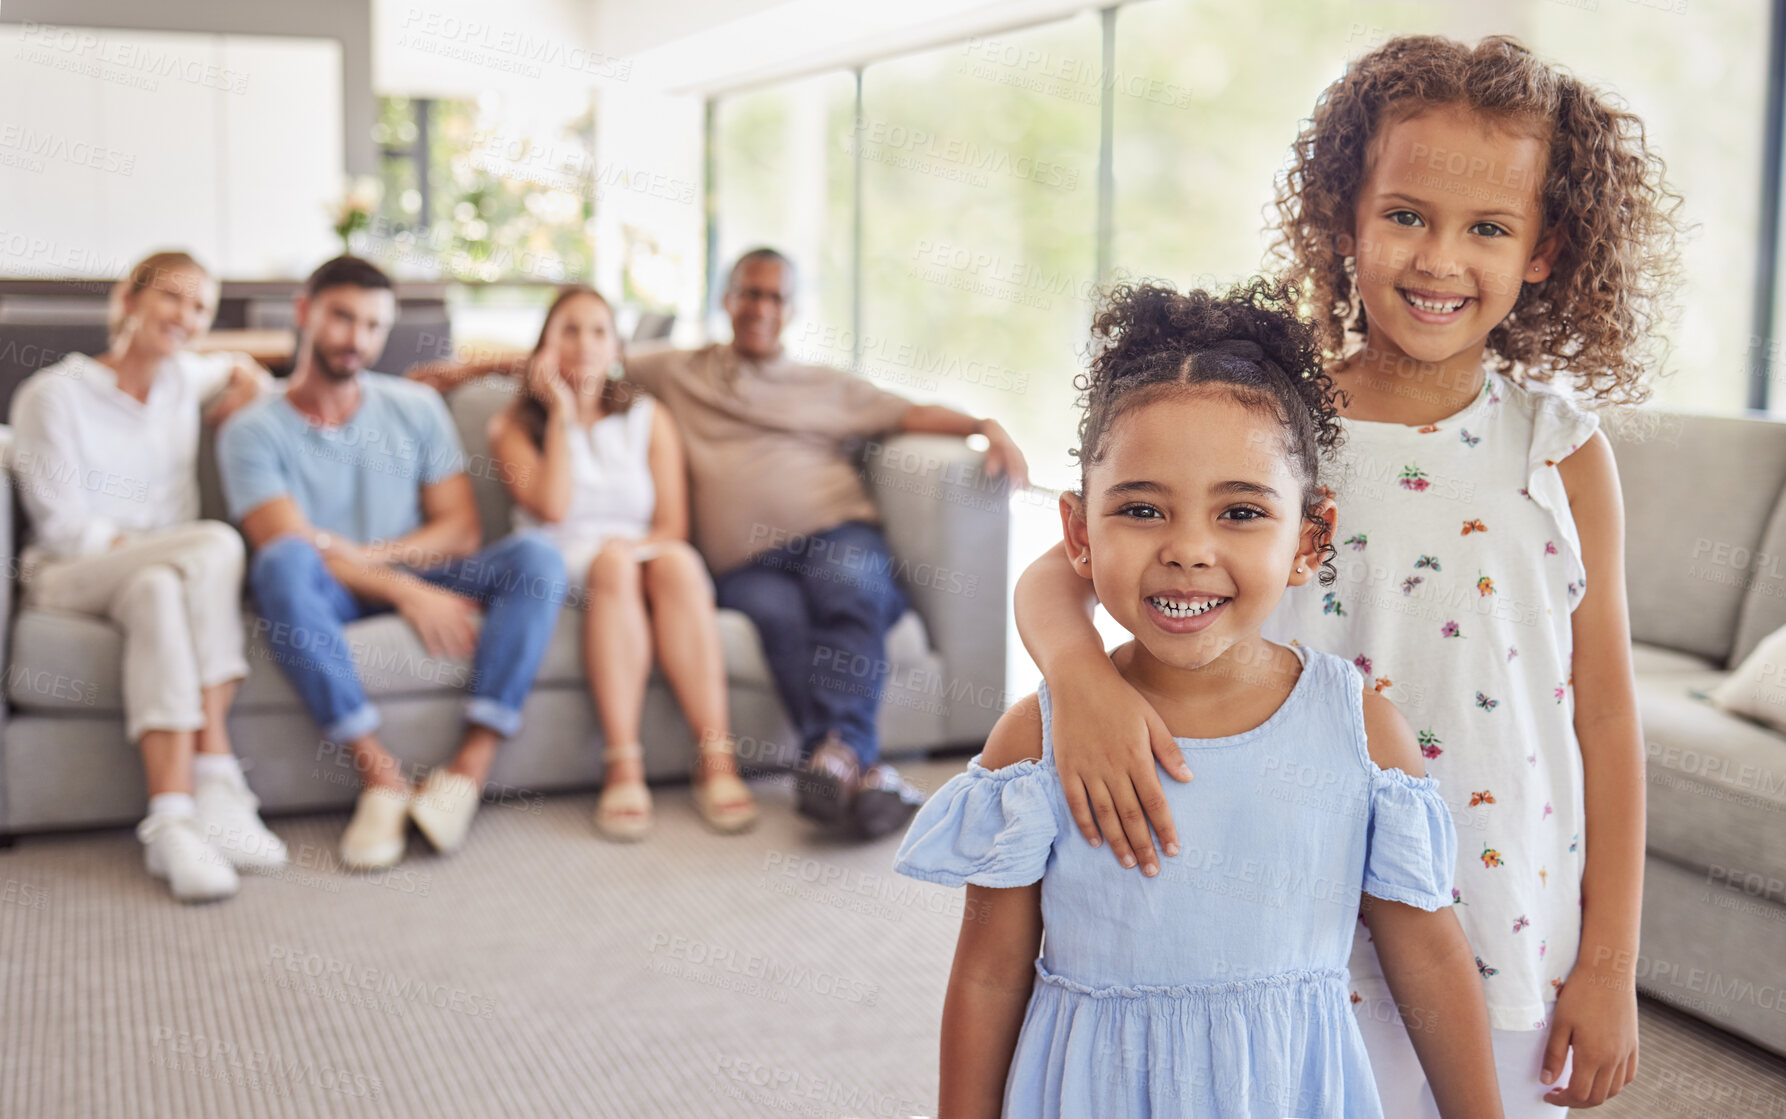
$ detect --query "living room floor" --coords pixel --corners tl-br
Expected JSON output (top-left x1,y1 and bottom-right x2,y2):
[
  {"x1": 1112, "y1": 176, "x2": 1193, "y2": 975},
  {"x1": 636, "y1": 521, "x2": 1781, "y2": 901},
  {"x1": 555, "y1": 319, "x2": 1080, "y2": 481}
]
[{"x1": 2, "y1": 757, "x2": 1781, "y2": 1118}]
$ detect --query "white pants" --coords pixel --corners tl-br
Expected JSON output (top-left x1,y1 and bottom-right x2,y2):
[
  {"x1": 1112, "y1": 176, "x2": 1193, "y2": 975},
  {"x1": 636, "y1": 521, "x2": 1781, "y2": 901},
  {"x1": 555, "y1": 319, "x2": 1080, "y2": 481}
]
[
  {"x1": 24, "y1": 521, "x2": 251, "y2": 742},
  {"x1": 1356, "y1": 1000, "x2": 1571, "y2": 1119}
]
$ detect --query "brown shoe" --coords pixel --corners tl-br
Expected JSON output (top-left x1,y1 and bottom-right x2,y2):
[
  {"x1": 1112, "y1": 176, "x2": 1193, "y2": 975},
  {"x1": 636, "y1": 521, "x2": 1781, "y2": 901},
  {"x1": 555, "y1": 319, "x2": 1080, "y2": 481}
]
[
  {"x1": 855, "y1": 763, "x2": 925, "y2": 839},
  {"x1": 795, "y1": 733, "x2": 860, "y2": 824}
]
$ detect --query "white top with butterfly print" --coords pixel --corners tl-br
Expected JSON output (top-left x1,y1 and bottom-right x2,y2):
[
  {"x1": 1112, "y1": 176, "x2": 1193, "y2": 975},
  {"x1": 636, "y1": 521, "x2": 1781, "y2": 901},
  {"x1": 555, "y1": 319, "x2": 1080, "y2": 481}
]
[{"x1": 1262, "y1": 366, "x2": 1600, "y2": 1032}]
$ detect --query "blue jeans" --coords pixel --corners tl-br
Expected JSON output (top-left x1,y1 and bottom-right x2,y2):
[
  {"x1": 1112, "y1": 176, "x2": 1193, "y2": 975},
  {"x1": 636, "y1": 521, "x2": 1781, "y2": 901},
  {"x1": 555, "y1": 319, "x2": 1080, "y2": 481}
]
[
  {"x1": 714, "y1": 521, "x2": 908, "y2": 768},
  {"x1": 248, "y1": 532, "x2": 567, "y2": 742}
]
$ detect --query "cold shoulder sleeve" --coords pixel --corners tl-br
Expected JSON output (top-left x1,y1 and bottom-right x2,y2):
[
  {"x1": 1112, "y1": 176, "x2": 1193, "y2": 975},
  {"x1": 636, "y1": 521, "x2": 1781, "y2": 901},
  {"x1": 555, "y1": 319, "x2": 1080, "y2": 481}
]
[
  {"x1": 1524, "y1": 387, "x2": 1602, "y2": 611},
  {"x1": 892, "y1": 756, "x2": 1058, "y2": 889},
  {"x1": 1362, "y1": 767, "x2": 1458, "y2": 911}
]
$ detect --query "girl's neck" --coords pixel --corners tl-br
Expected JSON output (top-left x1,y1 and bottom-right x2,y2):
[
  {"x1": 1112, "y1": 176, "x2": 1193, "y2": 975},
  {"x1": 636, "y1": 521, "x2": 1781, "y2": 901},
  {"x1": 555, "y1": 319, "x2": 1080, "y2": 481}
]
[
  {"x1": 96, "y1": 343, "x2": 163, "y2": 403},
  {"x1": 571, "y1": 389, "x2": 608, "y2": 427},
  {"x1": 1334, "y1": 332, "x2": 1489, "y2": 425},
  {"x1": 1111, "y1": 634, "x2": 1303, "y2": 739}
]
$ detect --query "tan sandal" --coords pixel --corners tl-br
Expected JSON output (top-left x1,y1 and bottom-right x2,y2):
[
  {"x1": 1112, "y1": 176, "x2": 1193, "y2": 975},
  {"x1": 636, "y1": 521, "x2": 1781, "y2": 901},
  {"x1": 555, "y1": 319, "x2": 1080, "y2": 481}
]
[
  {"x1": 595, "y1": 742, "x2": 652, "y2": 842},
  {"x1": 693, "y1": 734, "x2": 759, "y2": 835}
]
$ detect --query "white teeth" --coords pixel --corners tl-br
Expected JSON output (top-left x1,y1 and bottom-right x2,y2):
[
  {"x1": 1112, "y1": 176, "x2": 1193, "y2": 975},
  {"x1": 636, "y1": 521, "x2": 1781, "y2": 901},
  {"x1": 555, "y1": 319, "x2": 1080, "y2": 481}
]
[
  {"x1": 1405, "y1": 292, "x2": 1467, "y2": 314},
  {"x1": 1148, "y1": 596, "x2": 1228, "y2": 619}
]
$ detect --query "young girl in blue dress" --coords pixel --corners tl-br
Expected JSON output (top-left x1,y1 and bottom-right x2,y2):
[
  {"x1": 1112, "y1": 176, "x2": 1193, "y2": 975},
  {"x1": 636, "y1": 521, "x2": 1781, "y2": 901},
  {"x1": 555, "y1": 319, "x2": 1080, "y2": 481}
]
[
  {"x1": 895, "y1": 279, "x2": 1504, "y2": 1118},
  {"x1": 1012, "y1": 35, "x2": 1682, "y2": 1116}
]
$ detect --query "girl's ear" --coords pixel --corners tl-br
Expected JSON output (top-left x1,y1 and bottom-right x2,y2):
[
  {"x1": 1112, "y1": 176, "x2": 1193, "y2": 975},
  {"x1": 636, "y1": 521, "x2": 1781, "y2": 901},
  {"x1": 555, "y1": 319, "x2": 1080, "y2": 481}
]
[
  {"x1": 1059, "y1": 491, "x2": 1094, "y2": 580},
  {"x1": 1525, "y1": 229, "x2": 1562, "y2": 284},
  {"x1": 1290, "y1": 492, "x2": 1337, "y2": 588}
]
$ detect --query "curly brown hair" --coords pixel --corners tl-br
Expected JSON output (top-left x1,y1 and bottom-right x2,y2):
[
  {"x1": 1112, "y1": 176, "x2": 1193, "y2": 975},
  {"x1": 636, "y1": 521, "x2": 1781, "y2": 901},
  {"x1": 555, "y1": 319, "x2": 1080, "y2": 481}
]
[
  {"x1": 1270, "y1": 34, "x2": 1683, "y2": 405},
  {"x1": 1075, "y1": 277, "x2": 1346, "y2": 585}
]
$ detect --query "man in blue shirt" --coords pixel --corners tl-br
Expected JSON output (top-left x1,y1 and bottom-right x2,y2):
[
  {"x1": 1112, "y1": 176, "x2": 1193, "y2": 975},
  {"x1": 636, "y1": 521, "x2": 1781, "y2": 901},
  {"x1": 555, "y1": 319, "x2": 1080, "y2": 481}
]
[{"x1": 219, "y1": 257, "x2": 564, "y2": 869}]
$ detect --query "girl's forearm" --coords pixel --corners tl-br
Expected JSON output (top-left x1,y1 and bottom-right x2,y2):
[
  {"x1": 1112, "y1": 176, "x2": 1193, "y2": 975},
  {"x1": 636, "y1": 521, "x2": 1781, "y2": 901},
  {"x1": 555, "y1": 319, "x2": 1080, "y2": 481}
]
[
  {"x1": 1014, "y1": 542, "x2": 1105, "y2": 677},
  {"x1": 1575, "y1": 710, "x2": 1646, "y2": 971},
  {"x1": 1371, "y1": 906, "x2": 1505, "y2": 1118},
  {"x1": 938, "y1": 972, "x2": 1031, "y2": 1119}
]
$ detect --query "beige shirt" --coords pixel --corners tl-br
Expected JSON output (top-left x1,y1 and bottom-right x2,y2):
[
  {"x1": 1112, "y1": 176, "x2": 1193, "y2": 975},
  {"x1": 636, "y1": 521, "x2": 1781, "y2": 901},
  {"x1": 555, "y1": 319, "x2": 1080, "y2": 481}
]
[{"x1": 625, "y1": 343, "x2": 912, "y2": 575}]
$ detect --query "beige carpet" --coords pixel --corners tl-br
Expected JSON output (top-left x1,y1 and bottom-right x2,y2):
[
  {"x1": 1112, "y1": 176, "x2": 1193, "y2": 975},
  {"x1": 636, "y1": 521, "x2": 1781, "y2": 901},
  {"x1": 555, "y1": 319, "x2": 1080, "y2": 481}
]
[{"x1": 1, "y1": 757, "x2": 1781, "y2": 1118}]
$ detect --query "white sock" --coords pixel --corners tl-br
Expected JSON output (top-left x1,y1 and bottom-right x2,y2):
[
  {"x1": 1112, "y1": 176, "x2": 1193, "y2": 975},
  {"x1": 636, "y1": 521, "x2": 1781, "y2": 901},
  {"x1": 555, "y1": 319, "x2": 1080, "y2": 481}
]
[
  {"x1": 146, "y1": 793, "x2": 196, "y2": 820},
  {"x1": 192, "y1": 754, "x2": 244, "y2": 783}
]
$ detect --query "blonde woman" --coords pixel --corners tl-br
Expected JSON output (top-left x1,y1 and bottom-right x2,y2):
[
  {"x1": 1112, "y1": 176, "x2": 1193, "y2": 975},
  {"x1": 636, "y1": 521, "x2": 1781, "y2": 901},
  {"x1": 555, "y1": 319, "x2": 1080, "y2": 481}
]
[
  {"x1": 480, "y1": 287, "x2": 757, "y2": 839},
  {"x1": 10, "y1": 251, "x2": 283, "y2": 901}
]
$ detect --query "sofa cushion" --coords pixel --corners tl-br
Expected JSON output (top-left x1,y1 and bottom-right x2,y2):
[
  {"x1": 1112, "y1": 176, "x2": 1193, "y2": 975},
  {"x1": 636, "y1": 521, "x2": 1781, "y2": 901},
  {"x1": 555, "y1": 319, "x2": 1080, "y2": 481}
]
[
  {"x1": 445, "y1": 375, "x2": 525, "y2": 548},
  {"x1": 1639, "y1": 669, "x2": 1786, "y2": 898},
  {"x1": 1611, "y1": 412, "x2": 1786, "y2": 665},
  {"x1": 1630, "y1": 641, "x2": 1719, "y2": 676},
  {"x1": 1732, "y1": 493, "x2": 1786, "y2": 667},
  {"x1": 7, "y1": 601, "x2": 935, "y2": 715},
  {"x1": 1711, "y1": 624, "x2": 1786, "y2": 733}
]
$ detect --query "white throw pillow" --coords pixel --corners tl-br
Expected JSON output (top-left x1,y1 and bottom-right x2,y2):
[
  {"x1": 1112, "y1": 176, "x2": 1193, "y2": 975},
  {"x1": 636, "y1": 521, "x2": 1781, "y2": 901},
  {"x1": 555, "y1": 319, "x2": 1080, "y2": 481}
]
[{"x1": 1709, "y1": 624, "x2": 1786, "y2": 733}]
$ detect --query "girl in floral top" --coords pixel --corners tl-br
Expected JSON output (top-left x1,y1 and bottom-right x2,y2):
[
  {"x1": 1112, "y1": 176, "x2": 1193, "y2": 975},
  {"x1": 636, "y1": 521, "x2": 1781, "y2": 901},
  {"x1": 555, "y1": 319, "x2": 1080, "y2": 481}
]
[{"x1": 1012, "y1": 34, "x2": 1682, "y2": 1117}]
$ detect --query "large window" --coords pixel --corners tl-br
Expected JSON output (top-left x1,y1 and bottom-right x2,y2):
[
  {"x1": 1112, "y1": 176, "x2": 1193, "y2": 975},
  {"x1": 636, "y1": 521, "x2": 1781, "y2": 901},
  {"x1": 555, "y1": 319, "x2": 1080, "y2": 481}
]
[
  {"x1": 857, "y1": 15, "x2": 1102, "y2": 487},
  {"x1": 711, "y1": 72, "x2": 857, "y2": 345},
  {"x1": 1110, "y1": 1, "x2": 1443, "y2": 289},
  {"x1": 369, "y1": 93, "x2": 597, "y2": 284},
  {"x1": 1527, "y1": 0, "x2": 1772, "y2": 413},
  {"x1": 711, "y1": 0, "x2": 1786, "y2": 423}
]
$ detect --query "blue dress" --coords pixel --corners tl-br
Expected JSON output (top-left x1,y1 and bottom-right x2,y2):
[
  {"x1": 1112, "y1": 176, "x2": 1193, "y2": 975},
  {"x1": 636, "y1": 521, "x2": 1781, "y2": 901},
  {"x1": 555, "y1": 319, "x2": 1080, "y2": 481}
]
[{"x1": 893, "y1": 646, "x2": 1458, "y2": 1118}]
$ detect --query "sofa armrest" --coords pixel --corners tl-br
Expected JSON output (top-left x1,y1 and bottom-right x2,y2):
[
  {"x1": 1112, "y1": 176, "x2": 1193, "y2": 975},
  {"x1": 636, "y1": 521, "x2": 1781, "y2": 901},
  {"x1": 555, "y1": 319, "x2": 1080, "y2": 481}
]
[
  {"x1": 861, "y1": 434, "x2": 1009, "y2": 746},
  {"x1": 0, "y1": 424, "x2": 14, "y2": 832}
]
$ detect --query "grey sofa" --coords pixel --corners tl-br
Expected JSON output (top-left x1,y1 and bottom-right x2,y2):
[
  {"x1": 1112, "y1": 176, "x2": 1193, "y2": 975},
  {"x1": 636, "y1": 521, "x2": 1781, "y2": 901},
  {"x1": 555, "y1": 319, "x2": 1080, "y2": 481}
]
[
  {"x1": 0, "y1": 375, "x2": 1009, "y2": 835},
  {"x1": 1610, "y1": 410, "x2": 1786, "y2": 1057}
]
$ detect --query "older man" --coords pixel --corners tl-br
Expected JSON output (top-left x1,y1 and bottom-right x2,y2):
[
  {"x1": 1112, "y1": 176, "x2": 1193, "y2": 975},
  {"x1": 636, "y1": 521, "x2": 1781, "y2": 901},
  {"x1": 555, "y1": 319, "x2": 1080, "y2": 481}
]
[{"x1": 625, "y1": 248, "x2": 1028, "y2": 839}]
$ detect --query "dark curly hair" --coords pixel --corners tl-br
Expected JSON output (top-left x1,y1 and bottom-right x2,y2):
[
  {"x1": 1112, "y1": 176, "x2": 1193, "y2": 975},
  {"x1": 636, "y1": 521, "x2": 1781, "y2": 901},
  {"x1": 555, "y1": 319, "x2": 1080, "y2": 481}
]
[
  {"x1": 1271, "y1": 34, "x2": 1683, "y2": 405},
  {"x1": 1074, "y1": 277, "x2": 1345, "y2": 585}
]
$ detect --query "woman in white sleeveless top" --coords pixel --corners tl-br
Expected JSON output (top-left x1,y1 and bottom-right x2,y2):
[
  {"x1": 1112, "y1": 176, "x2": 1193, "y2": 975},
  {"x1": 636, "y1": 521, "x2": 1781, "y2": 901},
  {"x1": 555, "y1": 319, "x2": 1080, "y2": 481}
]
[
  {"x1": 9, "y1": 251, "x2": 286, "y2": 902},
  {"x1": 486, "y1": 287, "x2": 757, "y2": 840}
]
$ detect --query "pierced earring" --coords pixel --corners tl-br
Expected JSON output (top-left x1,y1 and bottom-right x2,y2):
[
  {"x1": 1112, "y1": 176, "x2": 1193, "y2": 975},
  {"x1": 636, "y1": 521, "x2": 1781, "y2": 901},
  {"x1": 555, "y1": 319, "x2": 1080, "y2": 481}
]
[{"x1": 1078, "y1": 554, "x2": 1089, "y2": 564}]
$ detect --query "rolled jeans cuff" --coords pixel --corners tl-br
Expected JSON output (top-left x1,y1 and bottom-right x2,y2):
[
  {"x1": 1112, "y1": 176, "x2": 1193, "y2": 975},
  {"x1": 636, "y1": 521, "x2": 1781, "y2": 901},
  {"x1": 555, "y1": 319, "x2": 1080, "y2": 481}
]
[
  {"x1": 325, "y1": 702, "x2": 383, "y2": 744},
  {"x1": 465, "y1": 696, "x2": 521, "y2": 738}
]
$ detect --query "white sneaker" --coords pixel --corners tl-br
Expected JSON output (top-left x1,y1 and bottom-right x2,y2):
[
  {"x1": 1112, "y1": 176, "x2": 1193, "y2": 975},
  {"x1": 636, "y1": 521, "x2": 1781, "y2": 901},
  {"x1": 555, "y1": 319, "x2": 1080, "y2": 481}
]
[
  {"x1": 195, "y1": 772, "x2": 289, "y2": 871},
  {"x1": 409, "y1": 770, "x2": 481, "y2": 854},
  {"x1": 138, "y1": 813, "x2": 240, "y2": 903},
  {"x1": 341, "y1": 785, "x2": 412, "y2": 870}
]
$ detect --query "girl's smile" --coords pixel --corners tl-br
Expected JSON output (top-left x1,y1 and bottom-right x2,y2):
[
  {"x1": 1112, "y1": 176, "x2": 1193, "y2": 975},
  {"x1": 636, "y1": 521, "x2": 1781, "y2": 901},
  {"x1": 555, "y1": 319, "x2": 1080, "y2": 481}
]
[
  {"x1": 1063, "y1": 390, "x2": 1328, "y2": 682},
  {"x1": 1143, "y1": 593, "x2": 1230, "y2": 633},
  {"x1": 1349, "y1": 105, "x2": 1554, "y2": 382}
]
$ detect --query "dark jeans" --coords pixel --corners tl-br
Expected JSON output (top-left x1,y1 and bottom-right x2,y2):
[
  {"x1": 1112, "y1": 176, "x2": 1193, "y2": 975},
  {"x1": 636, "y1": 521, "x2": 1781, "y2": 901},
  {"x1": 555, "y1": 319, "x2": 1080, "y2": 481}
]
[
  {"x1": 714, "y1": 521, "x2": 908, "y2": 768},
  {"x1": 248, "y1": 532, "x2": 566, "y2": 742}
]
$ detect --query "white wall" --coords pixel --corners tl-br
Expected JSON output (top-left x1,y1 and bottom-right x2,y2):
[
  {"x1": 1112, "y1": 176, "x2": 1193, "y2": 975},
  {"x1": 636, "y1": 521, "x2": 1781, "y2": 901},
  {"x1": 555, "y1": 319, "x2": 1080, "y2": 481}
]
[
  {"x1": 372, "y1": 0, "x2": 605, "y2": 100},
  {"x1": 0, "y1": 24, "x2": 343, "y2": 279}
]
